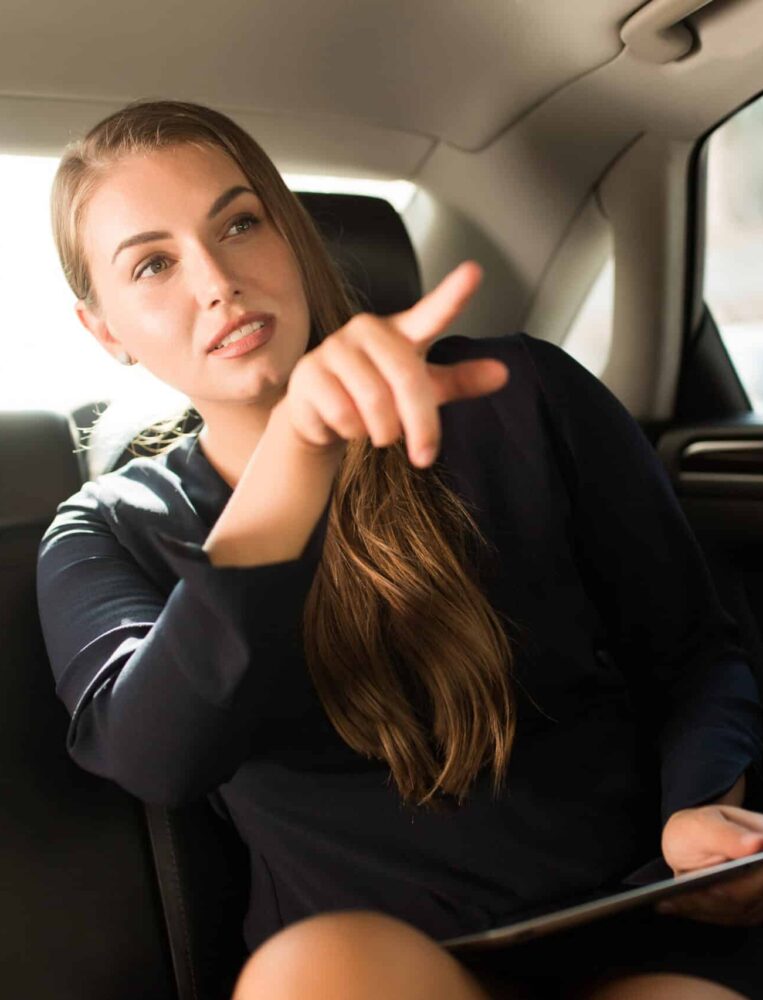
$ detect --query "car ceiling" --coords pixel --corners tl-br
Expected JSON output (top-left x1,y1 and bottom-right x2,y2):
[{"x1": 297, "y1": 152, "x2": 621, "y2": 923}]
[
  {"x1": 0, "y1": 0, "x2": 699, "y2": 165},
  {"x1": 1, "y1": 0, "x2": 762, "y2": 174},
  {"x1": 0, "y1": 0, "x2": 642, "y2": 150}
]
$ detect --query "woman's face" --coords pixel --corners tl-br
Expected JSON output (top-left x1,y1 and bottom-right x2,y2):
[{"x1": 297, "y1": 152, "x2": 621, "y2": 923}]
[{"x1": 77, "y1": 143, "x2": 311, "y2": 412}]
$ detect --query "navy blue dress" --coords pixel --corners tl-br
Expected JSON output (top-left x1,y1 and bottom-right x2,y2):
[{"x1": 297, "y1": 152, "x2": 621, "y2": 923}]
[{"x1": 36, "y1": 332, "x2": 763, "y2": 993}]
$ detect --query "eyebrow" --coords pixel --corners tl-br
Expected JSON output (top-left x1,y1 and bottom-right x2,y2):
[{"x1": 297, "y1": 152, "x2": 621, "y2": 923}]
[{"x1": 111, "y1": 185, "x2": 257, "y2": 265}]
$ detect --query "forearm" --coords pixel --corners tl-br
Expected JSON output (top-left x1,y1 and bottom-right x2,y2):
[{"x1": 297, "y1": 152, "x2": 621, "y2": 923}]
[{"x1": 203, "y1": 401, "x2": 347, "y2": 567}]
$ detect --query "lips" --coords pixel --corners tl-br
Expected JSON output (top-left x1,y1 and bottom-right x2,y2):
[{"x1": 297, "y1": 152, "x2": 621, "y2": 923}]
[
  {"x1": 208, "y1": 319, "x2": 274, "y2": 359},
  {"x1": 206, "y1": 312, "x2": 274, "y2": 353}
]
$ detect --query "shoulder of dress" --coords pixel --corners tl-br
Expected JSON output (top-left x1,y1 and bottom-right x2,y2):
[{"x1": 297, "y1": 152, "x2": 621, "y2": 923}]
[{"x1": 42, "y1": 453, "x2": 186, "y2": 536}]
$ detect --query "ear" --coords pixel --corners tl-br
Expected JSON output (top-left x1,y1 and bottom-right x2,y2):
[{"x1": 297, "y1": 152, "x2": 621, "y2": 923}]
[{"x1": 75, "y1": 300, "x2": 124, "y2": 359}]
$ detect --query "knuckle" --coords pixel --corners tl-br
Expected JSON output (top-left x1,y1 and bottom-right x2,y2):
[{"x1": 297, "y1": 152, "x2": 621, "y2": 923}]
[
  {"x1": 351, "y1": 312, "x2": 390, "y2": 342},
  {"x1": 396, "y1": 364, "x2": 424, "y2": 393},
  {"x1": 319, "y1": 335, "x2": 344, "y2": 361},
  {"x1": 363, "y1": 382, "x2": 389, "y2": 412},
  {"x1": 347, "y1": 311, "x2": 373, "y2": 334},
  {"x1": 331, "y1": 401, "x2": 358, "y2": 430},
  {"x1": 376, "y1": 425, "x2": 403, "y2": 448},
  {"x1": 329, "y1": 400, "x2": 354, "y2": 425}
]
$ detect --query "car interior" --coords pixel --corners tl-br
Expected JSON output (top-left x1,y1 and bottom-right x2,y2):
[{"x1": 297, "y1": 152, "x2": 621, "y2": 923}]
[{"x1": 3, "y1": 1, "x2": 763, "y2": 997}]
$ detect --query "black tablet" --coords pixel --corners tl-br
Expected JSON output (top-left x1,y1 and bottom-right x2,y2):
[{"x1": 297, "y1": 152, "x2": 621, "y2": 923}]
[{"x1": 440, "y1": 850, "x2": 763, "y2": 953}]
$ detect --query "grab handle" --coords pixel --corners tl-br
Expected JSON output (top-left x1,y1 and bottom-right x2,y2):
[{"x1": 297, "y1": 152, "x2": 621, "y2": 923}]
[{"x1": 620, "y1": 0, "x2": 716, "y2": 64}]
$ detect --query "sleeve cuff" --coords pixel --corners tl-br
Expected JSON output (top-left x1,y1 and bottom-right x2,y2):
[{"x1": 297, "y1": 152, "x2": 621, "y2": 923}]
[
  {"x1": 661, "y1": 754, "x2": 758, "y2": 825},
  {"x1": 660, "y1": 668, "x2": 763, "y2": 823},
  {"x1": 152, "y1": 479, "x2": 332, "y2": 579},
  {"x1": 140, "y1": 488, "x2": 333, "y2": 706},
  {"x1": 150, "y1": 480, "x2": 332, "y2": 617}
]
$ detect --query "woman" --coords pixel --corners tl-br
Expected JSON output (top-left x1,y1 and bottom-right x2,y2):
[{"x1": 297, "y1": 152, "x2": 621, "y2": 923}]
[{"x1": 37, "y1": 99, "x2": 763, "y2": 999}]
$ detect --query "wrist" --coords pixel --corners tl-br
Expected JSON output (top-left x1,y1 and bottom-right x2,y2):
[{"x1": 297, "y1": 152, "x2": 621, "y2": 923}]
[{"x1": 663, "y1": 773, "x2": 747, "y2": 834}]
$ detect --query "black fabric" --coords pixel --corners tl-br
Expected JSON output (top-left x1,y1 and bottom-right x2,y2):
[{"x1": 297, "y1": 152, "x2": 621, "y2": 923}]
[
  {"x1": 1, "y1": 410, "x2": 176, "y2": 1000},
  {"x1": 36, "y1": 332, "x2": 763, "y2": 988}
]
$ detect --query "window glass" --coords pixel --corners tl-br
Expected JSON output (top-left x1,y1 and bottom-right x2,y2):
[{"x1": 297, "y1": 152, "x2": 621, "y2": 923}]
[
  {"x1": 0, "y1": 152, "x2": 415, "y2": 414},
  {"x1": 704, "y1": 95, "x2": 763, "y2": 412},
  {"x1": 562, "y1": 256, "x2": 614, "y2": 379}
]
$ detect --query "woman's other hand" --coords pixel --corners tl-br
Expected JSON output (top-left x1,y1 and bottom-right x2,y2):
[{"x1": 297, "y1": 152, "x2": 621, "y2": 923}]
[
  {"x1": 657, "y1": 803, "x2": 763, "y2": 925},
  {"x1": 276, "y1": 261, "x2": 510, "y2": 468}
]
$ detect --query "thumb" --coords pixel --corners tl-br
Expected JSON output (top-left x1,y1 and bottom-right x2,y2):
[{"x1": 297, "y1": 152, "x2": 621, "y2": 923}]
[
  {"x1": 709, "y1": 808, "x2": 763, "y2": 860},
  {"x1": 739, "y1": 832, "x2": 763, "y2": 855},
  {"x1": 429, "y1": 357, "x2": 510, "y2": 405}
]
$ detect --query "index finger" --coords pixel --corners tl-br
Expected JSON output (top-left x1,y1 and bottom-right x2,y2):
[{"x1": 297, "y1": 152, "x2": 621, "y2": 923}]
[{"x1": 390, "y1": 261, "x2": 483, "y2": 350}]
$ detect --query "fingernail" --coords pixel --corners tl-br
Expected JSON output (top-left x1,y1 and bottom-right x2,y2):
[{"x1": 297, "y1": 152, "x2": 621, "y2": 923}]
[{"x1": 416, "y1": 446, "x2": 436, "y2": 466}]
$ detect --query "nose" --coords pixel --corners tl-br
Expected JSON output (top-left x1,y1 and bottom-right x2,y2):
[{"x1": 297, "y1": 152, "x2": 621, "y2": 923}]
[{"x1": 191, "y1": 245, "x2": 242, "y2": 308}]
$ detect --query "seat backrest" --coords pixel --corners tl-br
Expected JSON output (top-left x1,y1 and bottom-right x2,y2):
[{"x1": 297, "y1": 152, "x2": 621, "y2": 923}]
[
  {"x1": 0, "y1": 406, "x2": 253, "y2": 1000},
  {"x1": 0, "y1": 410, "x2": 177, "y2": 999}
]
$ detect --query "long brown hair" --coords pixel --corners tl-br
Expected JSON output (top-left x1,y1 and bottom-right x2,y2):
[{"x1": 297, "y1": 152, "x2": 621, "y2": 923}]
[{"x1": 51, "y1": 99, "x2": 519, "y2": 810}]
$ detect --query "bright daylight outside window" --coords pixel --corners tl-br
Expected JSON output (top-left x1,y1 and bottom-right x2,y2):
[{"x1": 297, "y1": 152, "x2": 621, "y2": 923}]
[
  {"x1": 0, "y1": 153, "x2": 415, "y2": 425},
  {"x1": 704, "y1": 95, "x2": 763, "y2": 412}
]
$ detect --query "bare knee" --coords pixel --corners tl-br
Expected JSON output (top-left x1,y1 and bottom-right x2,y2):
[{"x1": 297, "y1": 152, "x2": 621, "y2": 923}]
[
  {"x1": 579, "y1": 972, "x2": 748, "y2": 1000},
  {"x1": 231, "y1": 909, "x2": 493, "y2": 1000}
]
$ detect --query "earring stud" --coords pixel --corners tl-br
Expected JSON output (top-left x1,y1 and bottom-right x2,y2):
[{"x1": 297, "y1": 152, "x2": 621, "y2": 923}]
[{"x1": 116, "y1": 350, "x2": 135, "y2": 366}]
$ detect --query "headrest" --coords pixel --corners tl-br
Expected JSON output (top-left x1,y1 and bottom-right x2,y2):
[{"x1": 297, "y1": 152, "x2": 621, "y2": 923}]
[{"x1": 297, "y1": 192, "x2": 421, "y2": 315}]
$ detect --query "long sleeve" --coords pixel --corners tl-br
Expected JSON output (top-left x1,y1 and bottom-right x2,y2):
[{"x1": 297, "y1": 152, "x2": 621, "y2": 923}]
[
  {"x1": 36, "y1": 479, "x2": 333, "y2": 807},
  {"x1": 517, "y1": 332, "x2": 763, "y2": 825}
]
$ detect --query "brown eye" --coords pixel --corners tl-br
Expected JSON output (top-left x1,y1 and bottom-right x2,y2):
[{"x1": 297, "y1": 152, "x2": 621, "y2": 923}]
[
  {"x1": 135, "y1": 256, "x2": 169, "y2": 280},
  {"x1": 225, "y1": 213, "x2": 259, "y2": 237}
]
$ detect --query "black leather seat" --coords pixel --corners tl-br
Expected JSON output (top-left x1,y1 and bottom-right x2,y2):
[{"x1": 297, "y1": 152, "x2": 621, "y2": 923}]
[
  {"x1": 1, "y1": 409, "x2": 179, "y2": 999},
  {"x1": 2, "y1": 194, "x2": 421, "y2": 1000}
]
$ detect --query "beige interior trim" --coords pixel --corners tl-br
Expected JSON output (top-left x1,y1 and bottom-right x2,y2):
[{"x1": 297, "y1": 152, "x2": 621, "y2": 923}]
[
  {"x1": 597, "y1": 133, "x2": 695, "y2": 419},
  {"x1": 0, "y1": 0, "x2": 641, "y2": 154},
  {"x1": 620, "y1": 0, "x2": 715, "y2": 64},
  {"x1": 0, "y1": 94, "x2": 434, "y2": 178},
  {"x1": 522, "y1": 195, "x2": 613, "y2": 347}
]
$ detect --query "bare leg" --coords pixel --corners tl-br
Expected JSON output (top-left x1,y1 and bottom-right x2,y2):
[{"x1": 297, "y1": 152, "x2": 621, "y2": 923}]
[
  {"x1": 232, "y1": 910, "x2": 532, "y2": 1000},
  {"x1": 577, "y1": 972, "x2": 748, "y2": 999}
]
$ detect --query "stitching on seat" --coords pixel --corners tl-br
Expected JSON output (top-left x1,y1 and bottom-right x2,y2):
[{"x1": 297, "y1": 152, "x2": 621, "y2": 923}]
[{"x1": 164, "y1": 810, "x2": 199, "y2": 1000}]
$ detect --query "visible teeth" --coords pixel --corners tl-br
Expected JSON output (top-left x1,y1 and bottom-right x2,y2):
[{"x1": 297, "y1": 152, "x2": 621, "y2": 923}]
[{"x1": 215, "y1": 319, "x2": 266, "y2": 349}]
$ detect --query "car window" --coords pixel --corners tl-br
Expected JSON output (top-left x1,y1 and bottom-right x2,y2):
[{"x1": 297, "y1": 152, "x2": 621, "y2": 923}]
[
  {"x1": 704, "y1": 93, "x2": 763, "y2": 413},
  {"x1": 0, "y1": 151, "x2": 414, "y2": 416}
]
